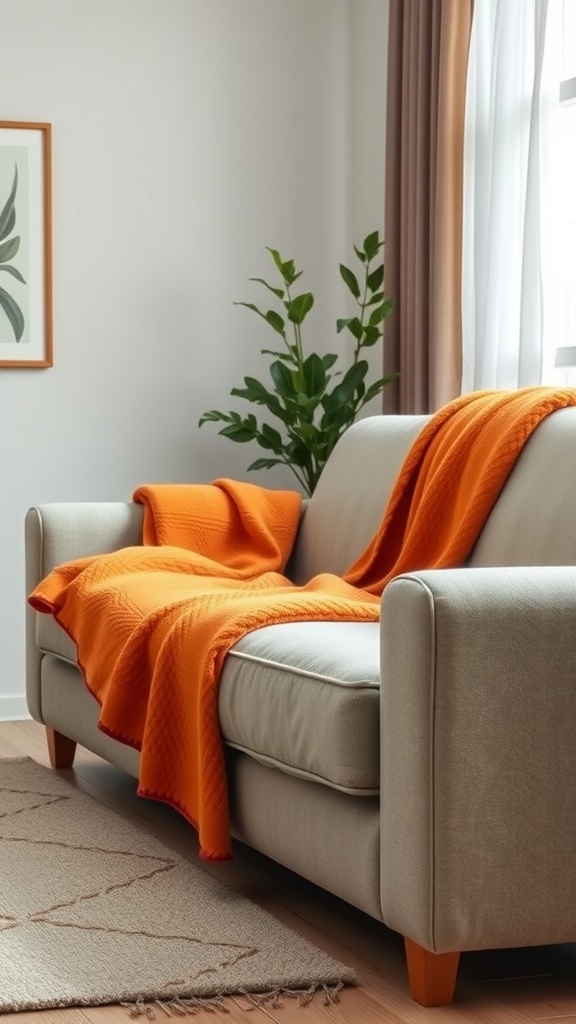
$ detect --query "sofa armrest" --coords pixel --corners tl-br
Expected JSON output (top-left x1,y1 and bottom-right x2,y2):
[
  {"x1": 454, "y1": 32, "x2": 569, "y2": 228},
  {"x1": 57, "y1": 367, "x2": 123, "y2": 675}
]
[
  {"x1": 379, "y1": 565, "x2": 576, "y2": 954},
  {"x1": 25, "y1": 502, "x2": 143, "y2": 722}
]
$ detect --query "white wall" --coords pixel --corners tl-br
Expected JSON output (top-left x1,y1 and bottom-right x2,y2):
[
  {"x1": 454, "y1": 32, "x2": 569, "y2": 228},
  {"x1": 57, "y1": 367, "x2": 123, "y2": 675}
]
[
  {"x1": 0, "y1": 0, "x2": 387, "y2": 718},
  {"x1": 348, "y1": 0, "x2": 388, "y2": 240},
  {"x1": 348, "y1": 0, "x2": 389, "y2": 408}
]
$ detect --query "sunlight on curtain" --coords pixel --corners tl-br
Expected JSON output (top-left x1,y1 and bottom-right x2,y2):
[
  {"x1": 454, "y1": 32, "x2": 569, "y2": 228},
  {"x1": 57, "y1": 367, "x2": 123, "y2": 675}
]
[
  {"x1": 543, "y1": 96, "x2": 576, "y2": 386},
  {"x1": 542, "y1": 0, "x2": 576, "y2": 386},
  {"x1": 461, "y1": 0, "x2": 562, "y2": 392}
]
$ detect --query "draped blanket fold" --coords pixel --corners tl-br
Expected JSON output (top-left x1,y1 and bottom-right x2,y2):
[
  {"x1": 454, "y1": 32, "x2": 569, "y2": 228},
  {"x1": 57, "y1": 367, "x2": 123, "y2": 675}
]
[{"x1": 29, "y1": 387, "x2": 576, "y2": 859}]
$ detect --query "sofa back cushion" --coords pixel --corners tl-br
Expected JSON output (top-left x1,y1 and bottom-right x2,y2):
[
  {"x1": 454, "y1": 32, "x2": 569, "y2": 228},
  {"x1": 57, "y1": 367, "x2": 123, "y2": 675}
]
[
  {"x1": 291, "y1": 404, "x2": 576, "y2": 583},
  {"x1": 290, "y1": 414, "x2": 429, "y2": 583},
  {"x1": 468, "y1": 405, "x2": 576, "y2": 567}
]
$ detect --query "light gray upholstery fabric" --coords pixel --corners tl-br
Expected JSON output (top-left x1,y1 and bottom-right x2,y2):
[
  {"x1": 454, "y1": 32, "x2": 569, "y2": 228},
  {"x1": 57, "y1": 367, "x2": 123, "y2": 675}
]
[
  {"x1": 290, "y1": 414, "x2": 428, "y2": 582},
  {"x1": 26, "y1": 504, "x2": 144, "y2": 673},
  {"x1": 228, "y1": 750, "x2": 382, "y2": 918},
  {"x1": 380, "y1": 567, "x2": 576, "y2": 952},
  {"x1": 221, "y1": 621, "x2": 380, "y2": 792},
  {"x1": 469, "y1": 407, "x2": 576, "y2": 567},
  {"x1": 40, "y1": 655, "x2": 141, "y2": 778}
]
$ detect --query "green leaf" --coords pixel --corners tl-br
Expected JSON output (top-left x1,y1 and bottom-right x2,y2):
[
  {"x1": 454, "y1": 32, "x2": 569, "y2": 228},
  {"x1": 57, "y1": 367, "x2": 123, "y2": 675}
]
[
  {"x1": 368, "y1": 304, "x2": 385, "y2": 327},
  {"x1": 285, "y1": 438, "x2": 314, "y2": 470},
  {"x1": 337, "y1": 316, "x2": 363, "y2": 341},
  {"x1": 341, "y1": 359, "x2": 369, "y2": 386},
  {"x1": 264, "y1": 395, "x2": 293, "y2": 424},
  {"x1": 302, "y1": 352, "x2": 326, "y2": 398},
  {"x1": 0, "y1": 264, "x2": 25, "y2": 283},
  {"x1": 365, "y1": 291, "x2": 384, "y2": 306},
  {"x1": 0, "y1": 285, "x2": 25, "y2": 341},
  {"x1": 293, "y1": 422, "x2": 319, "y2": 445},
  {"x1": 360, "y1": 325, "x2": 382, "y2": 347},
  {"x1": 269, "y1": 359, "x2": 296, "y2": 398},
  {"x1": 249, "y1": 277, "x2": 284, "y2": 300},
  {"x1": 261, "y1": 349, "x2": 292, "y2": 361},
  {"x1": 231, "y1": 383, "x2": 293, "y2": 426},
  {"x1": 234, "y1": 300, "x2": 268, "y2": 322},
  {"x1": 265, "y1": 309, "x2": 285, "y2": 334},
  {"x1": 367, "y1": 264, "x2": 384, "y2": 292},
  {"x1": 294, "y1": 392, "x2": 318, "y2": 413},
  {"x1": 248, "y1": 457, "x2": 285, "y2": 471},
  {"x1": 0, "y1": 166, "x2": 18, "y2": 243},
  {"x1": 324, "y1": 360, "x2": 368, "y2": 412},
  {"x1": 258, "y1": 423, "x2": 283, "y2": 451},
  {"x1": 320, "y1": 402, "x2": 354, "y2": 433},
  {"x1": 266, "y1": 248, "x2": 284, "y2": 272},
  {"x1": 369, "y1": 298, "x2": 394, "y2": 326},
  {"x1": 231, "y1": 379, "x2": 267, "y2": 404},
  {"x1": 282, "y1": 263, "x2": 302, "y2": 287},
  {"x1": 0, "y1": 236, "x2": 20, "y2": 264},
  {"x1": 339, "y1": 263, "x2": 360, "y2": 299},
  {"x1": 322, "y1": 353, "x2": 339, "y2": 370},
  {"x1": 363, "y1": 231, "x2": 382, "y2": 260},
  {"x1": 286, "y1": 292, "x2": 314, "y2": 325},
  {"x1": 280, "y1": 259, "x2": 296, "y2": 283},
  {"x1": 266, "y1": 249, "x2": 302, "y2": 287},
  {"x1": 220, "y1": 421, "x2": 258, "y2": 443},
  {"x1": 353, "y1": 244, "x2": 367, "y2": 264},
  {"x1": 362, "y1": 373, "x2": 399, "y2": 404},
  {"x1": 198, "y1": 409, "x2": 233, "y2": 426}
]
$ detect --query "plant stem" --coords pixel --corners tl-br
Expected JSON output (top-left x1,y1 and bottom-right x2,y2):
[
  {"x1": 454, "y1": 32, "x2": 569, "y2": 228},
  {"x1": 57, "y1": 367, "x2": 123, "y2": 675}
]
[
  {"x1": 295, "y1": 323, "x2": 304, "y2": 367},
  {"x1": 284, "y1": 282, "x2": 304, "y2": 370},
  {"x1": 283, "y1": 458, "x2": 310, "y2": 494},
  {"x1": 355, "y1": 255, "x2": 372, "y2": 361}
]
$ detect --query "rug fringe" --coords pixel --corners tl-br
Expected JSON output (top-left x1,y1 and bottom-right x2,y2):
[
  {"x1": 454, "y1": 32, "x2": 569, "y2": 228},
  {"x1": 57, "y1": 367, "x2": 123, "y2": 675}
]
[
  {"x1": 239, "y1": 982, "x2": 344, "y2": 1009},
  {"x1": 122, "y1": 996, "x2": 229, "y2": 1017},
  {"x1": 122, "y1": 982, "x2": 344, "y2": 1017}
]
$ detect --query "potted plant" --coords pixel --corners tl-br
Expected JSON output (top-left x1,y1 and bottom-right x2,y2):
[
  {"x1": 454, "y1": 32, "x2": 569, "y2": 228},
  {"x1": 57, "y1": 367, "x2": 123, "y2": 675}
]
[{"x1": 199, "y1": 230, "x2": 396, "y2": 496}]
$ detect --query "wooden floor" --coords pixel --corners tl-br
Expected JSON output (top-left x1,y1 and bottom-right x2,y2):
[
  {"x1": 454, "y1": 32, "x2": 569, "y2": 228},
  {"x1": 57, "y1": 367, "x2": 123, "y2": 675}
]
[{"x1": 2, "y1": 720, "x2": 576, "y2": 1024}]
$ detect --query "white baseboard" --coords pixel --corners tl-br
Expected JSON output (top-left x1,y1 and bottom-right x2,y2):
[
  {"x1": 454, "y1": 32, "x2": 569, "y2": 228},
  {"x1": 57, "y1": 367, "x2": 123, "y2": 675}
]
[{"x1": 0, "y1": 695, "x2": 31, "y2": 722}]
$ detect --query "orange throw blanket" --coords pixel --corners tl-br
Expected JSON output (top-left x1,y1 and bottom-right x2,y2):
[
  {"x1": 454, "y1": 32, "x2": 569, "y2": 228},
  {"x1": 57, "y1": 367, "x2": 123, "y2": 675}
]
[{"x1": 29, "y1": 387, "x2": 576, "y2": 859}]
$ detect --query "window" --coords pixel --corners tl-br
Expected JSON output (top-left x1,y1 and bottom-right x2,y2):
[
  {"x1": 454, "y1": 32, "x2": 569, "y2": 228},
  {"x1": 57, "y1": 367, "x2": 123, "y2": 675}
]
[{"x1": 544, "y1": 0, "x2": 576, "y2": 385}]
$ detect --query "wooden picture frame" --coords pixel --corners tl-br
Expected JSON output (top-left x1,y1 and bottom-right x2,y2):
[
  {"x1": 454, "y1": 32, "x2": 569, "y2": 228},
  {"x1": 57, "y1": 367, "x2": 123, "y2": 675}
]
[{"x1": 0, "y1": 121, "x2": 52, "y2": 367}]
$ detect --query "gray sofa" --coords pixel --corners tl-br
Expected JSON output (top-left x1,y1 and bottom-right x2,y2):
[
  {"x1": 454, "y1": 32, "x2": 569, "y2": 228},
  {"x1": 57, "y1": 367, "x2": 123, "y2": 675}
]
[{"x1": 25, "y1": 410, "x2": 576, "y2": 1006}]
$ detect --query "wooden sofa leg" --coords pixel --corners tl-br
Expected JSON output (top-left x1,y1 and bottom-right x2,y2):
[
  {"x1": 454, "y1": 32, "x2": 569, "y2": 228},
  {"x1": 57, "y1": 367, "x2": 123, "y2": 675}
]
[
  {"x1": 404, "y1": 937, "x2": 460, "y2": 1006},
  {"x1": 46, "y1": 726, "x2": 77, "y2": 769}
]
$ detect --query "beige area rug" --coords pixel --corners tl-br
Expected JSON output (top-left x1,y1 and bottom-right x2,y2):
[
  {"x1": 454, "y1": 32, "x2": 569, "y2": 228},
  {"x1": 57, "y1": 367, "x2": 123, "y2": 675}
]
[{"x1": 0, "y1": 757, "x2": 356, "y2": 1014}]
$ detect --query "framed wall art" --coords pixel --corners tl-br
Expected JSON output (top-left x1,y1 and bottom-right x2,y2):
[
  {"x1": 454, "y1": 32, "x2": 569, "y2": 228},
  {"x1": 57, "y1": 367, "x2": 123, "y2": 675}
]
[{"x1": 0, "y1": 121, "x2": 52, "y2": 367}]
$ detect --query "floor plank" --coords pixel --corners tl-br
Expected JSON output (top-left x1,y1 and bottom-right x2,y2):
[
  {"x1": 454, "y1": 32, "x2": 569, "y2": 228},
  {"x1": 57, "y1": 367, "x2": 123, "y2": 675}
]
[{"x1": 475, "y1": 976, "x2": 576, "y2": 1020}]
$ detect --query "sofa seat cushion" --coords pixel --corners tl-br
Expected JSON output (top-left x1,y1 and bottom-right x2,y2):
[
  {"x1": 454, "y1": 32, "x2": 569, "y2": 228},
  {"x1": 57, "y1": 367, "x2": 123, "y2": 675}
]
[
  {"x1": 219, "y1": 620, "x2": 380, "y2": 794},
  {"x1": 38, "y1": 614, "x2": 381, "y2": 795}
]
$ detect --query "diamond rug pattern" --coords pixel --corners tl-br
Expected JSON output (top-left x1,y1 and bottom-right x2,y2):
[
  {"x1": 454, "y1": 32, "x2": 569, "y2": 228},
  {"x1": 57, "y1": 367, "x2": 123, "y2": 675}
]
[{"x1": 0, "y1": 757, "x2": 355, "y2": 1012}]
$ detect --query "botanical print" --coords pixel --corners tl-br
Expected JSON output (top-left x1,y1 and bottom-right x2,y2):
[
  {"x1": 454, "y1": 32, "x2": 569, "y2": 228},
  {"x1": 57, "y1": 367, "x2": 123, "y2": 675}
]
[{"x1": 0, "y1": 145, "x2": 29, "y2": 345}]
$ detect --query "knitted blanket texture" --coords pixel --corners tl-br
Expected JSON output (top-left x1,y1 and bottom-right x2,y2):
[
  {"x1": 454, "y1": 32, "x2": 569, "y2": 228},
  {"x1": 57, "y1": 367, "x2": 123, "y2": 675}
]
[{"x1": 29, "y1": 387, "x2": 576, "y2": 858}]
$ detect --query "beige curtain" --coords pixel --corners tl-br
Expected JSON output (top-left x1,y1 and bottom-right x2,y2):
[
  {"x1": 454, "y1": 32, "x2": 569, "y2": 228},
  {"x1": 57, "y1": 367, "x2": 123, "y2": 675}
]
[{"x1": 383, "y1": 0, "x2": 472, "y2": 414}]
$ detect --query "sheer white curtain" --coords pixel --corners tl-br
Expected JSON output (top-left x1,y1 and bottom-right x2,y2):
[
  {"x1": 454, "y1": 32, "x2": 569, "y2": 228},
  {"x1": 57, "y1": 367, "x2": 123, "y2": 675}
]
[{"x1": 461, "y1": 0, "x2": 561, "y2": 392}]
